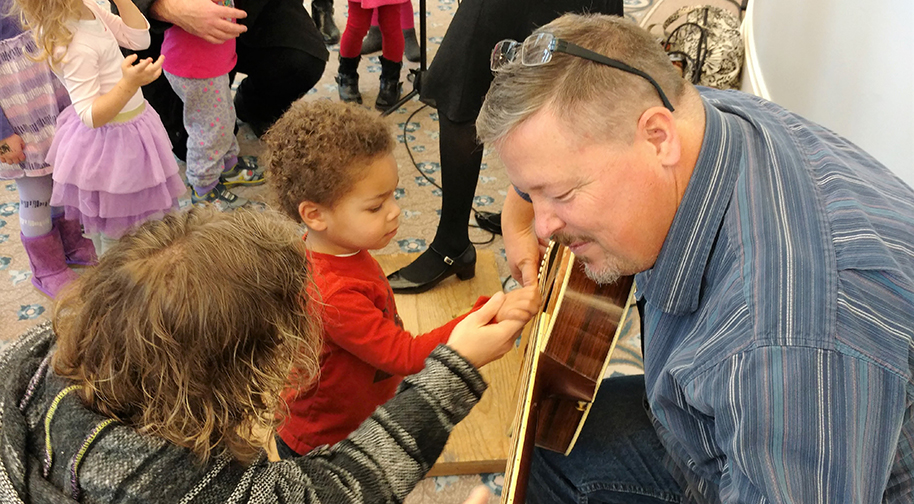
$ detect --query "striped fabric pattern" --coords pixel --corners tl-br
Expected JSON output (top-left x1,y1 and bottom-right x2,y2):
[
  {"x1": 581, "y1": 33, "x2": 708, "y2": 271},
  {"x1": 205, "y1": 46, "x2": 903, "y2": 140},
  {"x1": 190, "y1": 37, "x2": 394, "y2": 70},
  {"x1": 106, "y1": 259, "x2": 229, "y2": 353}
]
[
  {"x1": 0, "y1": 323, "x2": 487, "y2": 503},
  {"x1": 634, "y1": 88, "x2": 914, "y2": 503},
  {"x1": 0, "y1": 32, "x2": 70, "y2": 179}
]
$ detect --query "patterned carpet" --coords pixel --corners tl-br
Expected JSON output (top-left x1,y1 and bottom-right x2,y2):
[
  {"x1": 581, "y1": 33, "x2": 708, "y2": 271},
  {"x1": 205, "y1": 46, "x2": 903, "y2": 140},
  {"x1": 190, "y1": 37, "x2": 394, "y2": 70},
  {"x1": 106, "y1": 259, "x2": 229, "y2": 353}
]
[{"x1": 0, "y1": 0, "x2": 741, "y2": 501}]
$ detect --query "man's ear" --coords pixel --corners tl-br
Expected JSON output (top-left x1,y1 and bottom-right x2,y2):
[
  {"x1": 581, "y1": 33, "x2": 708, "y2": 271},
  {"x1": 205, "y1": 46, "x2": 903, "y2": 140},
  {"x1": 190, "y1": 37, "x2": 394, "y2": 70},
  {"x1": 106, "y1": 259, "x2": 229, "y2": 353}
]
[
  {"x1": 298, "y1": 201, "x2": 328, "y2": 232},
  {"x1": 638, "y1": 106, "x2": 681, "y2": 167}
]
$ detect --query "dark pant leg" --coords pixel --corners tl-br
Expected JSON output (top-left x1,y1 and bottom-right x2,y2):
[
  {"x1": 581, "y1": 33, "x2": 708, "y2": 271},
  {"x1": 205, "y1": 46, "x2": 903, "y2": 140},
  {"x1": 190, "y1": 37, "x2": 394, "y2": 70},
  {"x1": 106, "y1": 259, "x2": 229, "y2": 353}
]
[
  {"x1": 234, "y1": 44, "x2": 326, "y2": 132},
  {"x1": 136, "y1": 32, "x2": 188, "y2": 160},
  {"x1": 430, "y1": 115, "x2": 483, "y2": 254},
  {"x1": 310, "y1": 0, "x2": 333, "y2": 11},
  {"x1": 527, "y1": 374, "x2": 683, "y2": 504}
]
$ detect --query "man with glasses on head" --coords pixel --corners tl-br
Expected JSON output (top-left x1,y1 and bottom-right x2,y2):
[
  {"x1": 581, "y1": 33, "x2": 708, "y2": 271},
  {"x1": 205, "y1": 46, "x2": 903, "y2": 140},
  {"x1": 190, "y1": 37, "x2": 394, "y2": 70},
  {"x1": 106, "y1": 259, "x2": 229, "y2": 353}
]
[
  {"x1": 385, "y1": 0, "x2": 624, "y2": 295},
  {"x1": 479, "y1": 12, "x2": 914, "y2": 504}
]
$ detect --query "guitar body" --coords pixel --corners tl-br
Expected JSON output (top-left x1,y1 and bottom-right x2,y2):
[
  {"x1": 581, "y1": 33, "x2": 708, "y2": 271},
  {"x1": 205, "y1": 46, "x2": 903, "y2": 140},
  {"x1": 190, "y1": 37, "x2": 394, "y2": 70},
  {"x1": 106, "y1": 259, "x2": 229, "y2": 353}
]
[{"x1": 502, "y1": 242, "x2": 634, "y2": 504}]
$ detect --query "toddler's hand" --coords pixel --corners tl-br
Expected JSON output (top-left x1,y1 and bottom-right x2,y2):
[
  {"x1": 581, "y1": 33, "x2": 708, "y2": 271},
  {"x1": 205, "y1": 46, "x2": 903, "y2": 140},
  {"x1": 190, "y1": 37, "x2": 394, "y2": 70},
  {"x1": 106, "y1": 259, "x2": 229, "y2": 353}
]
[
  {"x1": 448, "y1": 292, "x2": 529, "y2": 368},
  {"x1": 495, "y1": 285, "x2": 540, "y2": 323},
  {"x1": 0, "y1": 134, "x2": 25, "y2": 165},
  {"x1": 121, "y1": 54, "x2": 165, "y2": 89}
]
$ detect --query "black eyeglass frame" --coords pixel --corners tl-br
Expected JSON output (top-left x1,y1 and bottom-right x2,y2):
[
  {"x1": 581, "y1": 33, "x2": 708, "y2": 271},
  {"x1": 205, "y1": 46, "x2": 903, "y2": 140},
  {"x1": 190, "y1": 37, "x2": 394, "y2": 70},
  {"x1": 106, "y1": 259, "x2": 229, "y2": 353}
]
[{"x1": 492, "y1": 34, "x2": 676, "y2": 112}]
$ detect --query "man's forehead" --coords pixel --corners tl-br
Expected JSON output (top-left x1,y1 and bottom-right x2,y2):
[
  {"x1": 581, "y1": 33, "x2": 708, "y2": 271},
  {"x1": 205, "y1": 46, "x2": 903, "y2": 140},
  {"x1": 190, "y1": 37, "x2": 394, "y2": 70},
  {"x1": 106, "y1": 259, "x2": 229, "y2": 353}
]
[
  {"x1": 499, "y1": 152, "x2": 579, "y2": 196},
  {"x1": 498, "y1": 116, "x2": 602, "y2": 185}
]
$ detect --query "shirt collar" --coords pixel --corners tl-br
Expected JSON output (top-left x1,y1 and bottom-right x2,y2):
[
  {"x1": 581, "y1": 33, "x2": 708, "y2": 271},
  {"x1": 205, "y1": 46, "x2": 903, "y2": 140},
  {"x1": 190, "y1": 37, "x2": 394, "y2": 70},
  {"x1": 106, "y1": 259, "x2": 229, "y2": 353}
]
[{"x1": 635, "y1": 94, "x2": 744, "y2": 315}]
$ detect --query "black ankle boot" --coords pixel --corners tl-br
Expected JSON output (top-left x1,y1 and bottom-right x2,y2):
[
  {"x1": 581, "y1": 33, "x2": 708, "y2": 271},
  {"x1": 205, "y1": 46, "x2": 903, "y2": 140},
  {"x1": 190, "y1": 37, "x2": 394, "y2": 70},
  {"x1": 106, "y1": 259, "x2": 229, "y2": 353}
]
[
  {"x1": 386, "y1": 244, "x2": 476, "y2": 294},
  {"x1": 311, "y1": 0, "x2": 340, "y2": 45},
  {"x1": 375, "y1": 56, "x2": 402, "y2": 111},
  {"x1": 361, "y1": 25, "x2": 382, "y2": 55},
  {"x1": 403, "y1": 28, "x2": 420, "y2": 63},
  {"x1": 336, "y1": 56, "x2": 362, "y2": 104}
]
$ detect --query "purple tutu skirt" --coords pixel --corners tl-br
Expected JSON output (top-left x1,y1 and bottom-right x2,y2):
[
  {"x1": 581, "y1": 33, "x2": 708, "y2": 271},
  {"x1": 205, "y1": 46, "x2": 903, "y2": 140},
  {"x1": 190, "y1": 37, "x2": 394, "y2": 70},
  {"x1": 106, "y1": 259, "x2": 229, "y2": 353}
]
[{"x1": 47, "y1": 102, "x2": 187, "y2": 239}]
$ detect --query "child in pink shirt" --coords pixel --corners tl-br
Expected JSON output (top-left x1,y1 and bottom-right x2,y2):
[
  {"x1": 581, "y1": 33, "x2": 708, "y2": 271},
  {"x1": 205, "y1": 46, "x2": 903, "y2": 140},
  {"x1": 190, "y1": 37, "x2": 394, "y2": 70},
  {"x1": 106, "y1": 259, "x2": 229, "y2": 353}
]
[{"x1": 161, "y1": 1, "x2": 264, "y2": 211}]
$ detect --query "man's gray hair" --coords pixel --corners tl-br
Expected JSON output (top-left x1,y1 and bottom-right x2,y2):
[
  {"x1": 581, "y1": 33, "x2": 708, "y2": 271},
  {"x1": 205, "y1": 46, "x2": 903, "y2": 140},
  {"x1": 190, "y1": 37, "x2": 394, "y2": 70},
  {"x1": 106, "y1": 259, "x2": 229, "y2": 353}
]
[{"x1": 476, "y1": 13, "x2": 687, "y2": 147}]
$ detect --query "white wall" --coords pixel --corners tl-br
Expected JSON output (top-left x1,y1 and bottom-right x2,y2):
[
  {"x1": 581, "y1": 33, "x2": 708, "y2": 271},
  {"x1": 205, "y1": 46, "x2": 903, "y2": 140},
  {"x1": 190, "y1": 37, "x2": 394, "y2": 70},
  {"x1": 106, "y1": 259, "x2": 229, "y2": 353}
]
[{"x1": 741, "y1": 0, "x2": 914, "y2": 186}]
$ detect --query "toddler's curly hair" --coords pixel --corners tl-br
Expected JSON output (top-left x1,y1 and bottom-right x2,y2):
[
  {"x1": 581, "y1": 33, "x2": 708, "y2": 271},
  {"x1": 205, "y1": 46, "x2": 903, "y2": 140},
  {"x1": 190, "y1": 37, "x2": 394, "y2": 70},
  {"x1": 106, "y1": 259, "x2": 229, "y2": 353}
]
[{"x1": 262, "y1": 101, "x2": 394, "y2": 221}]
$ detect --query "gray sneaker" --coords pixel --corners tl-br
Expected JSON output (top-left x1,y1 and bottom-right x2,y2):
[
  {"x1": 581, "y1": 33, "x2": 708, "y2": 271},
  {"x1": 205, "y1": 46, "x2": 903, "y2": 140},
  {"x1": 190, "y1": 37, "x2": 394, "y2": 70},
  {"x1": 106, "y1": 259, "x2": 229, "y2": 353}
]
[
  {"x1": 191, "y1": 183, "x2": 250, "y2": 212},
  {"x1": 220, "y1": 157, "x2": 265, "y2": 187}
]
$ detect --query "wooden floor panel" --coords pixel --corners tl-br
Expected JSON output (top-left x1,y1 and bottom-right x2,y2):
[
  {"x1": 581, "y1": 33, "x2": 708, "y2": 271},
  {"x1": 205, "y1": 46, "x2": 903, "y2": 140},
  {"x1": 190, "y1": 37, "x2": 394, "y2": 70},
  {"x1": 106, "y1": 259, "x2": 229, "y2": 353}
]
[{"x1": 375, "y1": 251, "x2": 522, "y2": 476}]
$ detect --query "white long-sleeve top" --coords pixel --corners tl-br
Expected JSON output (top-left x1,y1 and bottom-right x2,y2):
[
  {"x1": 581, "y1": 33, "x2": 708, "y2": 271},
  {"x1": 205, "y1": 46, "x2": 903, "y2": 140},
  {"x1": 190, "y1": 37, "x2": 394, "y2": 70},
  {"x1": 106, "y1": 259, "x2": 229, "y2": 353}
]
[{"x1": 54, "y1": 0, "x2": 150, "y2": 128}]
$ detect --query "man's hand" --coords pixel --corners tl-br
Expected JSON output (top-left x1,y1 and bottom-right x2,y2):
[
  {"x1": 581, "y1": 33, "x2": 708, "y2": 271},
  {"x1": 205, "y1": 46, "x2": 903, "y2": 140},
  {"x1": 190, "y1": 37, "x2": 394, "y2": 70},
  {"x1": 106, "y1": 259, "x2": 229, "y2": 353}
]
[
  {"x1": 121, "y1": 54, "x2": 165, "y2": 89},
  {"x1": 150, "y1": 0, "x2": 247, "y2": 44},
  {"x1": 502, "y1": 188, "x2": 546, "y2": 287},
  {"x1": 0, "y1": 134, "x2": 25, "y2": 165}
]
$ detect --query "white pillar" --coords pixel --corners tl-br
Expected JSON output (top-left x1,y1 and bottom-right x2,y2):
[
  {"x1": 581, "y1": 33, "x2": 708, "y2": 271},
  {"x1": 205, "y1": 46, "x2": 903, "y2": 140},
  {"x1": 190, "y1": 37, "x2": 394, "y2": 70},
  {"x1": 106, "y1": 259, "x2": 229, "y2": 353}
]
[{"x1": 741, "y1": 0, "x2": 913, "y2": 186}]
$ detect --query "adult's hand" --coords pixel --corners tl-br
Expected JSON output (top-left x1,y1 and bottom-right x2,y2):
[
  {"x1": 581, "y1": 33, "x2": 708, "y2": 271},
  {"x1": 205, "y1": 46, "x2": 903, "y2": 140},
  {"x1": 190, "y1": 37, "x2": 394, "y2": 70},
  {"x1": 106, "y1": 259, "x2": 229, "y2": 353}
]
[
  {"x1": 150, "y1": 0, "x2": 247, "y2": 44},
  {"x1": 448, "y1": 292, "x2": 528, "y2": 369},
  {"x1": 502, "y1": 188, "x2": 545, "y2": 287},
  {"x1": 462, "y1": 486, "x2": 491, "y2": 504},
  {"x1": 494, "y1": 285, "x2": 539, "y2": 324}
]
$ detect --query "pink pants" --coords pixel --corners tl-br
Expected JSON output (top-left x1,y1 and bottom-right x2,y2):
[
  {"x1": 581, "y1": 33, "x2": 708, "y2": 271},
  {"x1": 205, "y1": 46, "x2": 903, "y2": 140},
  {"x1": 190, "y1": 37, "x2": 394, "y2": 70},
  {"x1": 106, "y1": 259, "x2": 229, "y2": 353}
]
[{"x1": 339, "y1": 1, "x2": 413, "y2": 61}]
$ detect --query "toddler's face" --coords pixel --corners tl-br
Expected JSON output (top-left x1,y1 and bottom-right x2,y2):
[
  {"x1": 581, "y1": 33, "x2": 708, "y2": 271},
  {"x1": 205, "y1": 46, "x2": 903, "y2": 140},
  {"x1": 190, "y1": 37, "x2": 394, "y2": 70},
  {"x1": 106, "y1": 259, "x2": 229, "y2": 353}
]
[{"x1": 320, "y1": 152, "x2": 401, "y2": 253}]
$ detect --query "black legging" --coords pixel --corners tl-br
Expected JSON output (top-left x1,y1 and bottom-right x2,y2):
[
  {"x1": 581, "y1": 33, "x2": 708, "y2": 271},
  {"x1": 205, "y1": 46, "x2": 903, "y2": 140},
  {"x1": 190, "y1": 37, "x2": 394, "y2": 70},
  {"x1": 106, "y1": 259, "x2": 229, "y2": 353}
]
[{"x1": 432, "y1": 115, "x2": 485, "y2": 254}]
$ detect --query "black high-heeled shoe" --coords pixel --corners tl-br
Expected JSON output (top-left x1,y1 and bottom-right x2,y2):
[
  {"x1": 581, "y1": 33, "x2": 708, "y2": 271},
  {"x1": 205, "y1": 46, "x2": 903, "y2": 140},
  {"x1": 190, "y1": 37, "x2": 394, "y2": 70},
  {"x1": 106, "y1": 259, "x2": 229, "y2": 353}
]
[{"x1": 387, "y1": 244, "x2": 476, "y2": 294}]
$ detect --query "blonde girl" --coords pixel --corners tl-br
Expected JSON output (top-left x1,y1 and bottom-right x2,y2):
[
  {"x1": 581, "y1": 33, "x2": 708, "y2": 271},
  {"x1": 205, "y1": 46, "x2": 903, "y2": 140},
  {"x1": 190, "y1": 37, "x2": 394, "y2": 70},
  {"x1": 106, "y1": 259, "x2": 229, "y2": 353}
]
[{"x1": 14, "y1": 0, "x2": 185, "y2": 256}]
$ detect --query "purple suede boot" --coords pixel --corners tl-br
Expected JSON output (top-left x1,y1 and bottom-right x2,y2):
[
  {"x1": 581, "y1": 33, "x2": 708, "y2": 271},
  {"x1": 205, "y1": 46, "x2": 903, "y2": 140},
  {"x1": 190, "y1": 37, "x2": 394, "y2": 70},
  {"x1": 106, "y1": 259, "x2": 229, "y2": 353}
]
[
  {"x1": 54, "y1": 216, "x2": 98, "y2": 266},
  {"x1": 20, "y1": 224, "x2": 79, "y2": 298}
]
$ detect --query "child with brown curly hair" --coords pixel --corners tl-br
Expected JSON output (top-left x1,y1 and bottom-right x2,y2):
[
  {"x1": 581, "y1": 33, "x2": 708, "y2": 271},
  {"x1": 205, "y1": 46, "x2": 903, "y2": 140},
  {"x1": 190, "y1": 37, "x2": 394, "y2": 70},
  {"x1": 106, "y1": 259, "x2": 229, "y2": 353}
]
[{"x1": 262, "y1": 100, "x2": 539, "y2": 457}]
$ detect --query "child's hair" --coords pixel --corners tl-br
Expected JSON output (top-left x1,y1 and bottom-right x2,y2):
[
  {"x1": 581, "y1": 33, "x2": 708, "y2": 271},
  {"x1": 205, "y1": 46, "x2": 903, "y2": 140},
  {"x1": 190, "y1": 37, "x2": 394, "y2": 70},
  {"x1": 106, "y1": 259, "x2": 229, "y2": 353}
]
[
  {"x1": 10, "y1": 0, "x2": 79, "y2": 67},
  {"x1": 262, "y1": 100, "x2": 394, "y2": 221},
  {"x1": 52, "y1": 206, "x2": 322, "y2": 465}
]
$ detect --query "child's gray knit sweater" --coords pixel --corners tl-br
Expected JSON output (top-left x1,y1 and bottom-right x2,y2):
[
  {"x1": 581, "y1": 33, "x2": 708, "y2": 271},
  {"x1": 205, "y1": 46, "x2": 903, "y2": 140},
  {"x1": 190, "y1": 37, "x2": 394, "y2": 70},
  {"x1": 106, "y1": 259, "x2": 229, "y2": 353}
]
[{"x1": 0, "y1": 322, "x2": 487, "y2": 503}]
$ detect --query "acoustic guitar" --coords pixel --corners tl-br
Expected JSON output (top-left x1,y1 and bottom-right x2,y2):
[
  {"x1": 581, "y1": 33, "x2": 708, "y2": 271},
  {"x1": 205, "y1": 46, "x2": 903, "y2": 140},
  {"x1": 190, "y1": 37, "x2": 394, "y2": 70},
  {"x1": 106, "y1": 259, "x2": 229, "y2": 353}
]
[{"x1": 501, "y1": 242, "x2": 635, "y2": 504}]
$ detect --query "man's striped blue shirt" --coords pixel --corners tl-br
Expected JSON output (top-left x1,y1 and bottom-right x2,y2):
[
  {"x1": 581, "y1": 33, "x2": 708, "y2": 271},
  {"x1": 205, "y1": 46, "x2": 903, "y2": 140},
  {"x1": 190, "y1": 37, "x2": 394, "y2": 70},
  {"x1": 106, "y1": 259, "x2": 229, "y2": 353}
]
[{"x1": 635, "y1": 88, "x2": 914, "y2": 503}]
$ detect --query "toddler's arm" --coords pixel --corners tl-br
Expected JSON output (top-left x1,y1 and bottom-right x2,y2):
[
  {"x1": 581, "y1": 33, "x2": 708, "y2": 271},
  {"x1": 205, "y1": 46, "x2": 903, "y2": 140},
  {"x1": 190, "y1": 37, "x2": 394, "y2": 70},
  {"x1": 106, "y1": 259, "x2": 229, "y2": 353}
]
[
  {"x1": 110, "y1": 0, "x2": 148, "y2": 31},
  {"x1": 82, "y1": 54, "x2": 163, "y2": 127},
  {"x1": 89, "y1": 0, "x2": 152, "y2": 49},
  {"x1": 323, "y1": 288, "x2": 463, "y2": 376}
]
